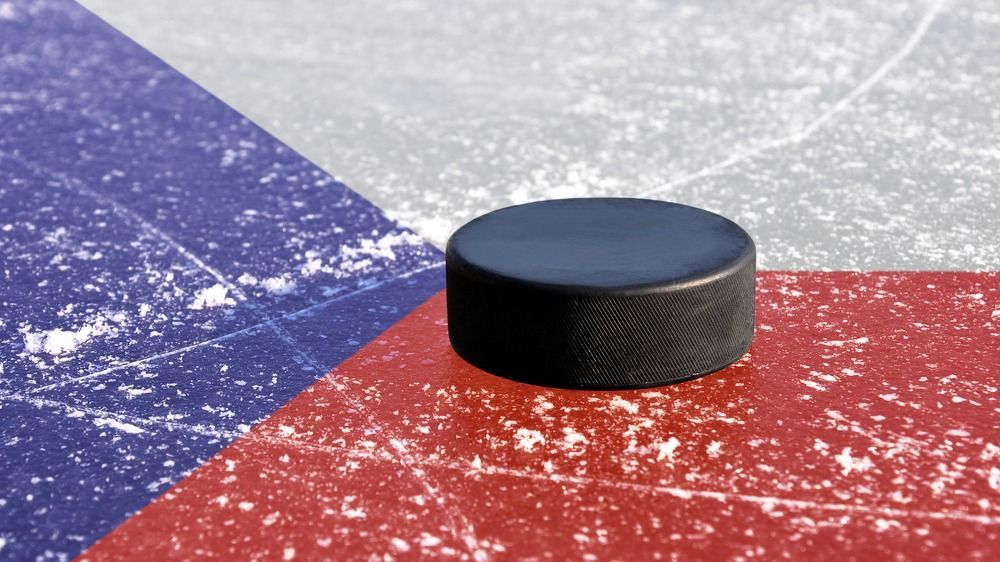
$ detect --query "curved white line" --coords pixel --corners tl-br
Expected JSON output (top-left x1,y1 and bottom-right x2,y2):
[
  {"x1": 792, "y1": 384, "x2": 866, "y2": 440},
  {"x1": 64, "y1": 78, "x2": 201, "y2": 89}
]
[{"x1": 638, "y1": 0, "x2": 948, "y2": 197}]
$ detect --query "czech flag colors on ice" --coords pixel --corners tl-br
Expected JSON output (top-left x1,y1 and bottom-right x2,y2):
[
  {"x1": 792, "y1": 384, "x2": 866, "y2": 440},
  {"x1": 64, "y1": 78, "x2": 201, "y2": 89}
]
[{"x1": 1, "y1": 1, "x2": 998, "y2": 560}]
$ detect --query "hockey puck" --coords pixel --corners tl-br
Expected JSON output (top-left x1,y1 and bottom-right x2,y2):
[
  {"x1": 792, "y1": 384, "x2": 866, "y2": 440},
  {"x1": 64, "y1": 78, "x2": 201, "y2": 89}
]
[{"x1": 445, "y1": 198, "x2": 755, "y2": 389}]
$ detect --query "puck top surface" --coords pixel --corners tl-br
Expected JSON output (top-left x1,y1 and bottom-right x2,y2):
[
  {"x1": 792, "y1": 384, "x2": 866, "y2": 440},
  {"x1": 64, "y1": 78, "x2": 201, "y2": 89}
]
[{"x1": 447, "y1": 198, "x2": 754, "y2": 293}]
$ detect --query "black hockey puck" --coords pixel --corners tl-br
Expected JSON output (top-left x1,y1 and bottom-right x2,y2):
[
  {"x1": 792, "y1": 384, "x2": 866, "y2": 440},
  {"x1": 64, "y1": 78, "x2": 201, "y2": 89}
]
[{"x1": 445, "y1": 198, "x2": 755, "y2": 389}]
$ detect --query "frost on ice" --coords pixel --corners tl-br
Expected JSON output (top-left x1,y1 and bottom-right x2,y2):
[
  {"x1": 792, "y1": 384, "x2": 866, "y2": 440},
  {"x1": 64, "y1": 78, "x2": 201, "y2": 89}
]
[
  {"x1": 819, "y1": 336, "x2": 870, "y2": 347},
  {"x1": 989, "y1": 467, "x2": 1000, "y2": 492},
  {"x1": 0, "y1": 3, "x2": 16, "y2": 21},
  {"x1": 340, "y1": 231, "x2": 423, "y2": 263},
  {"x1": 226, "y1": 230, "x2": 428, "y2": 297},
  {"x1": 834, "y1": 447, "x2": 874, "y2": 476},
  {"x1": 706, "y1": 440, "x2": 723, "y2": 457},
  {"x1": 609, "y1": 397, "x2": 639, "y2": 414},
  {"x1": 514, "y1": 428, "x2": 546, "y2": 452},
  {"x1": 21, "y1": 312, "x2": 126, "y2": 356},
  {"x1": 562, "y1": 427, "x2": 589, "y2": 448},
  {"x1": 93, "y1": 417, "x2": 145, "y2": 434},
  {"x1": 261, "y1": 275, "x2": 298, "y2": 296},
  {"x1": 656, "y1": 437, "x2": 681, "y2": 462},
  {"x1": 189, "y1": 283, "x2": 236, "y2": 310}
]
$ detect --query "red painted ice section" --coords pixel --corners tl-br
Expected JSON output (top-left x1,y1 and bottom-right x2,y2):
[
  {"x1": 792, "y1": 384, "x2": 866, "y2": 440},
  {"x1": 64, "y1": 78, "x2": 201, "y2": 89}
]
[{"x1": 81, "y1": 272, "x2": 1000, "y2": 561}]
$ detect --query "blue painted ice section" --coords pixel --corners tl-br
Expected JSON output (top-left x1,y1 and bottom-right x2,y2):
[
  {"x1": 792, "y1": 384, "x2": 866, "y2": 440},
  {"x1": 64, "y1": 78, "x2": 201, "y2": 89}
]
[{"x1": 0, "y1": 1, "x2": 444, "y2": 559}]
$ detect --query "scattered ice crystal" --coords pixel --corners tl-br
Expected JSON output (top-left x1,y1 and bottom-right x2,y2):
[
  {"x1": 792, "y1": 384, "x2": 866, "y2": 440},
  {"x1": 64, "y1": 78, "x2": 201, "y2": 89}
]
[{"x1": 189, "y1": 283, "x2": 236, "y2": 310}]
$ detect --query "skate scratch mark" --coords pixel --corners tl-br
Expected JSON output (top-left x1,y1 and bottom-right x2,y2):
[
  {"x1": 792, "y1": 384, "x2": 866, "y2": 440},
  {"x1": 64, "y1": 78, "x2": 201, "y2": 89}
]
[
  {"x1": 25, "y1": 262, "x2": 444, "y2": 394},
  {"x1": 639, "y1": 0, "x2": 948, "y2": 196}
]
